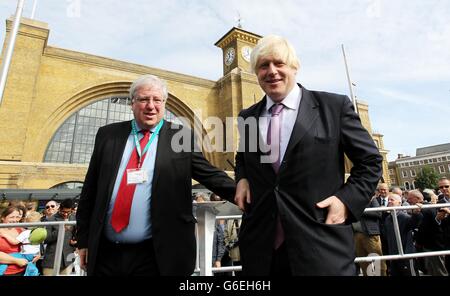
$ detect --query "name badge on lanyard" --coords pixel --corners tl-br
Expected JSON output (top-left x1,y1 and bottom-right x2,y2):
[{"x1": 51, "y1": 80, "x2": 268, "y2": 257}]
[
  {"x1": 127, "y1": 168, "x2": 148, "y2": 184},
  {"x1": 127, "y1": 119, "x2": 164, "y2": 185}
]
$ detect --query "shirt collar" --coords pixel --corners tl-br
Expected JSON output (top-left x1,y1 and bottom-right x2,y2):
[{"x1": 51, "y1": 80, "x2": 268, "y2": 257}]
[
  {"x1": 134, "y1": 120, "x2": 158, "y2": 134},
  {"x1": 265, "y1": 84, "x2": 301, "y2": 113}
]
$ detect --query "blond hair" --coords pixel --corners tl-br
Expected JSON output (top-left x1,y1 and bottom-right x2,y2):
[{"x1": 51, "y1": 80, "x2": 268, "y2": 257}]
[{"x1": 250, "y1": 35, "x2": 300, "y2": 73}]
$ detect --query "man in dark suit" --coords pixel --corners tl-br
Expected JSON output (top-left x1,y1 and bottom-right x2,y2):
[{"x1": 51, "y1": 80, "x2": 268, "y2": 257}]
[
  {"x1": 234, "y1": 35, "x2": 383, "y2": 275},
  {"x1": 76, "y1": 75, "x2": 235, "y2": 276}
]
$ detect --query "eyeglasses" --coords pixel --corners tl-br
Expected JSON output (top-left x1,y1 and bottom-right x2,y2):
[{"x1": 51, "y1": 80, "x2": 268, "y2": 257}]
[
  {"x1": 439, "y1": 185, "x2": 450, "y2": 189},
  {"x1": 59, "y1": 210, "x2": 72, "y2": 215},
  {"x1": 45, "y1": 205, "x2": 56, "y2": 209},
  {"x1": 134, "y1": 97, "x2": 165, "y2": 106}
]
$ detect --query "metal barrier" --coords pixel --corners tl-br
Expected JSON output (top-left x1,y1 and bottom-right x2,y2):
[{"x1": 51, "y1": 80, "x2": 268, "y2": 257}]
[
  {"x1": 1, "y1": 202, "x2": 449, "y2": 276},
  {"x1": 207, "y1": 203, "x2": 450, "y2": 276}
]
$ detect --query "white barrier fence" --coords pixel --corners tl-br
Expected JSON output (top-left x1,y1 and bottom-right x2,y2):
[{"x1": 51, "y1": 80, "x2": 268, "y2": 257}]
[{"x1": 1, "y1": 202, "x2": 449, "y2": 276}]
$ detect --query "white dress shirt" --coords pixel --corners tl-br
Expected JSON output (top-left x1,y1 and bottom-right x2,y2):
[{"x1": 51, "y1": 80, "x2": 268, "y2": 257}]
[{"x1": 259, "y1": 84, "x2": 302, "y2": 163}]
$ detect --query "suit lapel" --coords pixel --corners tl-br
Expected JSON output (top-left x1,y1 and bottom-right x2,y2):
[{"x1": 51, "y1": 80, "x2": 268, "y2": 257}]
[
  {"x1": 106, "y1": 121, "x2": 132, "y2": 202},
  {"x1": 282, "y1": 86, "x2": 319, "y2": 162},
  {"x1": 151, "y1": 120, "x2": 170, "y2": 195}
]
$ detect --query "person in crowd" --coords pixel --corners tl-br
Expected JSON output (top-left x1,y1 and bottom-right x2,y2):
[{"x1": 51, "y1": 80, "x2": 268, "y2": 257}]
[
  {"x1": 224, "y1": 218, "x2": 242, "y2": 276},
  {"x1": 416, "y1": 177, "x2": 450, "y2": 275},
  {"x1": 352, "y1": 195, "x2": 386, "y2": 276},
  {"x1": 383, "y1": 193, "x2": 421, "y2": 276},
  {"x1": 76, "y1": 74, "x2": 235, "y2": 276},
  {"x1": 0, "y1": 206, "x2": 29, "y2": 275},
  {"x1": 42, "y1": 198, "x2": 76, "y2": 276},
  {"x1": 41, "y1": 200, "x2": 59, "y2": 222},
  {"x1": 423, "y1": 189, "x2": 438, "y2": 204},
  {"x1": 234, "y1": 35, "x2": 382, "y2": 275}
]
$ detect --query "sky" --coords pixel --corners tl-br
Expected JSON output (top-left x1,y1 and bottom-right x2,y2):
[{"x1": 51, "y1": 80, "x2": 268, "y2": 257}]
[{"x1": 1, "y1": 0, "x2": 449, "y2": 161}]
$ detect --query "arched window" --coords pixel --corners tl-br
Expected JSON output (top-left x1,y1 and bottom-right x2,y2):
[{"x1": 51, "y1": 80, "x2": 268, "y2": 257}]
[
  {"x1": 44, "y1": 97, "x2": 181, "y2": 164},
  {"x1": 404, "y1": 181, "x2": 410, "y2": 190},
  {"x1": 51, "y1": 181, "x2": 84, "y2": 190}
]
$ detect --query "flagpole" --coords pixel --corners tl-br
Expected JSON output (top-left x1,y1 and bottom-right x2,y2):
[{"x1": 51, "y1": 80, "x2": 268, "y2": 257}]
[
  {"x1": 0, "y1": 0, "x2": 26, "y2": 105},
  {"x1": 31, "y1": 0, "x2": 38, "y2": 19},
  {"x1": 341, "y1": 44, "x2": 358, "y2": 114}
]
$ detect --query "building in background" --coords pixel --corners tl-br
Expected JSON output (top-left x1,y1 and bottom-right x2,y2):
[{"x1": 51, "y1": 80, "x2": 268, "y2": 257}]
[
  {"x1": 0, "y1": 17, "x2": 387, "y2": 189},
  {"x1": 389, "y1": 143, "x2": 450, "y2": 190}
]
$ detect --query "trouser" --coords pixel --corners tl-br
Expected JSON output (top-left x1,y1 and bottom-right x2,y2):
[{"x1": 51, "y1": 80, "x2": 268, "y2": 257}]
[{"x1": 354, "y1": 232, "x2": 387, "y2": 276}]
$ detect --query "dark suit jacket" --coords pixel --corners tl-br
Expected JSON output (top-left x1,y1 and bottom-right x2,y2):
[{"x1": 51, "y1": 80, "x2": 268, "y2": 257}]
[
  {"x1": 416, "y1": 199, "x2": 448, "y2": 251},
  {"x1": 76, "y1": 120, "x2": 235, "y2": 276},
  {"x1": 359, "y1": 198, "x2": 382, "y2": 235},
  {"x1": 235, "y1": 85, "x2": 383, "y2": 275}
]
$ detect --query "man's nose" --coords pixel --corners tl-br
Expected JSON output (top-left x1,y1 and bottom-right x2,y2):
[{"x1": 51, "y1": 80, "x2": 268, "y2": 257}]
[{"x1": 267, "y1": 63, "x2": 278, "y2": 75}]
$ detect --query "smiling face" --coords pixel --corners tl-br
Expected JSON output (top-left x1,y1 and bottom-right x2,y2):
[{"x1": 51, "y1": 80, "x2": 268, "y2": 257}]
[
  {"x1": 131, "y1": 85, "x2": 166, "y2": 130},
  {"x1": 1, "y1": 210, "x2": 21, "y2": 224},
  {"x1": 256, "y1": 55, "x2": 297, "y2": 102}
]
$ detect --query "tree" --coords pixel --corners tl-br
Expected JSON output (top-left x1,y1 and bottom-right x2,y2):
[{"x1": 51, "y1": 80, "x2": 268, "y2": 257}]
[{"x1": 415, "y1": 166, "x2": 439, "y2": 190}]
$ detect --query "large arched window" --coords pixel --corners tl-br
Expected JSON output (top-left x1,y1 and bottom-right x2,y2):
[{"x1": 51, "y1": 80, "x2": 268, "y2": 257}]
[{"x1": 44, "y1": 97, "x2": 182, "y2": 164}]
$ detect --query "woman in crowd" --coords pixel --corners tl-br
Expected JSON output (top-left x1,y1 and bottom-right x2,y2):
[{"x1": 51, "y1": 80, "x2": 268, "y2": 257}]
[{"x1": 0, "y1": 206, "x2": 28, "y2": 276}]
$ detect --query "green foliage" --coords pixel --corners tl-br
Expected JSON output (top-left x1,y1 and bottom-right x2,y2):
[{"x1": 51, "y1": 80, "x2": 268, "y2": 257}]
[{"x1": 415, "y1": 166, "x2": 439, "y2": 190}]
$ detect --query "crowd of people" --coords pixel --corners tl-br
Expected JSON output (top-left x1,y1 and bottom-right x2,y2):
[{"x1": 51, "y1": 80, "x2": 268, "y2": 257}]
[
  {"x1": 0, "y1": 199, "x2": 79, "y2": 276},
  {"x1": 354, "y1": 178, "x2": 450, "y2": 276}
]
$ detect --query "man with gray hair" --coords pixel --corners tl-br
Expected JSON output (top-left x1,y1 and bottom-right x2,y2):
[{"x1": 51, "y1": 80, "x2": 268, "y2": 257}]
[
  {"x1": 76, "y1": 74, "x2": 236, "y2": 276},
  {"x1": 234, "y1": 35, "x2": 382, "y2": 275},
  {"x1": 383, "y1": 193, "x2": 421, "y2": 276}
]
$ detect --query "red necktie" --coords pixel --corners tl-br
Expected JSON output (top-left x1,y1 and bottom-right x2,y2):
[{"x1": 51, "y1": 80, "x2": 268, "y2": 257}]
[
  {"x1": 267, "y1": 104, "x2": 285, "y2": 249},
  {"x1": 111, "y1": 130, "x2": 150, "y2": 233}
]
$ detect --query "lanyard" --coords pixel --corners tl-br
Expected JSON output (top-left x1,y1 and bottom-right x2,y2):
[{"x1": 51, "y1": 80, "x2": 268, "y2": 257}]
[{"x1": 131, "y1": 119, "x2": 164, "y2": 167}]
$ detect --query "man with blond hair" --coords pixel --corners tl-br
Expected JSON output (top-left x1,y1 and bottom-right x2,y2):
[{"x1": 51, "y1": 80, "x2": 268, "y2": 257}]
[{"x1": 234, "y1": 35, "x2": 382, "y2": 275}]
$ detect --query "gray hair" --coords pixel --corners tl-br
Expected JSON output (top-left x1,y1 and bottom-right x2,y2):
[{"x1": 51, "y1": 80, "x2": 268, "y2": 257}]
[
  {"x1": 408, "y1": 190, "x2": 424, "y2": 202},
  {"x1": 129, "y1": 74, "x2": 168, "y2": 100},
  {"x1": 388, "y1": 193, "x2": 402, "y2": 203},
  {"x1": 250, "y1": 35, "x2": 300, "y2": 73}
]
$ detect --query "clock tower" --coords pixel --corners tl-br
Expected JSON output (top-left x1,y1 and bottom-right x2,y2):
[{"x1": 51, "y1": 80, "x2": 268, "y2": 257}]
[{"x1": 215, "y1": 27, "x2": 261, "y2": 75}]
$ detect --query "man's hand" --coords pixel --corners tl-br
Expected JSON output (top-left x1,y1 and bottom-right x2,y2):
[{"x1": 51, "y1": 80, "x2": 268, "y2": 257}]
[
  {"x1": 235, "y1": 178, "x2": 251, "y2": 211},
  {"x1": 316, "y1": 196, "x2": 348, "y2": 224},
  {"x1": 436, "y1": 208, "x2": 450, "y2": 221},
  {"x1": 77, "y1": 248, "x2": 88, "y2": 271}
]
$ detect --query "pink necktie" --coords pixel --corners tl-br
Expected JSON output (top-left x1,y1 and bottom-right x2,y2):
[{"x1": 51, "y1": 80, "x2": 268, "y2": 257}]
[
  {"x1": 267, "y1": 103, "x2": 285, "y2": 249},
  {"x1": 111, "y1": 130, "x2": 150, "y2": 233}
]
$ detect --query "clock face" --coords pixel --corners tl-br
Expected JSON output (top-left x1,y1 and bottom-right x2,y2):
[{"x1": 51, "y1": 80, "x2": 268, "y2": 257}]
[
  {"x1": 241, "y1": 46, "x2": 252, "y2": 62},
  {"x1": 224, "y1": 47, "x2": 235, "y2": 66}
]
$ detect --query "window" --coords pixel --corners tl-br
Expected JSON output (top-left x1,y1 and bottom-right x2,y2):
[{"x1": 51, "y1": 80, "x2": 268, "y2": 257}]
[
  {"x1": 51, "y1": 182, "x2": 84, "y2": 189},
  {"x1": 389, "y1": 169, "x2": 394, "y2": 174},
  {"x1": 439, "y1": 165, "x2": 445, "y2": 174},
  {"x1": 412, "y1": 181, "x2": 416, "y2": 189},
  {"x1": 410, "y1": 170, "x2": 416, "y2": 177},
  {"x1": 44, "y1": 96, "x2": 182, "y2": 164},
  {"x1": 404, "y1": 182, "x2": 410, "y2": 190},
  {"x1": 402, "y1": 170, "x2": 408, "y2": 178},
  {"x1": 419, "y1": 160, "x2": 424, "y2": 165}
]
